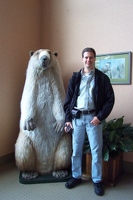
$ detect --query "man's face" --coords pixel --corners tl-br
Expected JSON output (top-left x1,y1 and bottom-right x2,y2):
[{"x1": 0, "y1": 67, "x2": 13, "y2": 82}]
[{"x1": 82, "y1": 51, "x2": 95, "y2": 70}]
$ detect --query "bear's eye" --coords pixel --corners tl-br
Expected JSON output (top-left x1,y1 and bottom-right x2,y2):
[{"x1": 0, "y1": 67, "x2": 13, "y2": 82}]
[{"x1": 35, "y1": 51, "x2": 40, "y2": 55}]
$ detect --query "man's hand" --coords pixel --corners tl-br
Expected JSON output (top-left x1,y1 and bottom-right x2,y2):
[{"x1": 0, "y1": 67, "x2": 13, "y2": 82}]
[
  {"x1": 64, "y1": 122, "x2": 73, "y2": 133},
  {"x1": 90, "y1": 116, "x2": 101, "y2": 126}
]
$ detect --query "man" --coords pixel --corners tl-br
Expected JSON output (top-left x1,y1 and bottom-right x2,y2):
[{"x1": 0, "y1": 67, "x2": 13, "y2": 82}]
[{"x1": 64, "y1": 47, "x2": 115, "y2": 196}]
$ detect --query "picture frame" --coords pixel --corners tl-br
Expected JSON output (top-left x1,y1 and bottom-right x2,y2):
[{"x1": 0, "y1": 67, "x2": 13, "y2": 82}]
[{"x1": 95, "y1": 51, "x2": 132, "y2": 84}]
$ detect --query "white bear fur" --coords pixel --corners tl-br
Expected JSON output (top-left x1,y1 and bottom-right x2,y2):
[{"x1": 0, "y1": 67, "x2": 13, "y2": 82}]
[{"x1": 15, "y1": 49, "x2": 72, "y2": 174}]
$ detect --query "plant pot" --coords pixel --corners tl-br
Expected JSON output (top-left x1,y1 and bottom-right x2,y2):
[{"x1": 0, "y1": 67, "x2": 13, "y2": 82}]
[{"x1": 84, "y1": 153, "x2": 124, "y2": 187}]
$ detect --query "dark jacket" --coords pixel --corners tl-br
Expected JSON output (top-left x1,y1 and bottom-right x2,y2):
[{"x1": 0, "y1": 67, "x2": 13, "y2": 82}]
[{"x1": 64, "y1": 68, "x2": 115, "y2": 122}]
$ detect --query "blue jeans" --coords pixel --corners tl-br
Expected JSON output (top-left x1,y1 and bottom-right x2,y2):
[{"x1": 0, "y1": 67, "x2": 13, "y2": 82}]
[{"x1": 71, "y1": 113, "x2": 103, "y2": 183}]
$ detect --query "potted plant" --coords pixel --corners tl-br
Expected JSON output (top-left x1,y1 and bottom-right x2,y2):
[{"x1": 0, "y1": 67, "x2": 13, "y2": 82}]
[{"x1": 83, "y1": 116, "x2": 133, "y2": 186}]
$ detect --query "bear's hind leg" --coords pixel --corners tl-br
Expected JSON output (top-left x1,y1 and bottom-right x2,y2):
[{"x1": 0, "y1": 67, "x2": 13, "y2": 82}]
[
  {"x1": 53, "y1": 134, "x2": 72, "y2": 178},
  {"x1": 15, "y1": 131, "x2": 39, "y2": 180},
  {"x1": 15, "y1": 131, "x2": 37, "y2": 173}
]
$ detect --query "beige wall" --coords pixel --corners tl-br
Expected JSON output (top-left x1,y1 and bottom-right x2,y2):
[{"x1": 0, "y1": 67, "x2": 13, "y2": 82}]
[
  {"x1": 0, "y1": 0, "x2": 133, "y2": 163},
  {"x1": 42, "y1": 0, "x2": 133, "y2": 162},
  {"x1": 0, "y1": 0, "x2": 42, "y2": 157}
]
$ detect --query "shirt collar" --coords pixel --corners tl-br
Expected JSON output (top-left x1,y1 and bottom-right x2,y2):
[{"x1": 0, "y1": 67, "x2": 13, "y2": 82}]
[{"x1": 81, "y1": 68, "x2": 95, "y2": 75}]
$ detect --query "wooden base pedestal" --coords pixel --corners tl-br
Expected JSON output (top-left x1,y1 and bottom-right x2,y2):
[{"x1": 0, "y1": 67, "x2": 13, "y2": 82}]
[{"x1": 85, "y1": 153, "x2": 124, "y2": 187}]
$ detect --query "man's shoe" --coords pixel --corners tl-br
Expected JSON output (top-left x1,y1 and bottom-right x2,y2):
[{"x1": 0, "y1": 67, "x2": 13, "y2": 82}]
[
  {"x1": 65, "y1": 177, "x2": 82, "y2": 189},
  {"x1": 93, "y1": 182, "x2": 104, "y2": 196}
]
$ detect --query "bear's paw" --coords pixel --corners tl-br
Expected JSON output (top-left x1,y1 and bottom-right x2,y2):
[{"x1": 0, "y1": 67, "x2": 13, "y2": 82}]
[
  {"x1": 52, "y1": 170, "x2": 68, "y2": 178},
  {"x1": 22, "y1": 172, "x2": 38, "y2": 180},
  {"x1": 23, "y1": 118, "x2": 36, "y2": 131}
]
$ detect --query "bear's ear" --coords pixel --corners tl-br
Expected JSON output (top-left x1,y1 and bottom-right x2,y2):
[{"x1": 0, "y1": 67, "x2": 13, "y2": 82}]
[
  {"x1": 29, "y1": 51, "x2": 34, "y2": 57},
  {"x1": 54, "y1": 52, "x2": 58, "y2": 57}
]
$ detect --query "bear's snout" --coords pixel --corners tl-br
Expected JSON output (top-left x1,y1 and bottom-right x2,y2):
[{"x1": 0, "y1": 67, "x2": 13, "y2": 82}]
[
  {"x1": 38, "y1": 50, "x2": 51, "y2": 69},
  {"x1": 40, "y1": 55, "x2": 50, "y2": 68}
]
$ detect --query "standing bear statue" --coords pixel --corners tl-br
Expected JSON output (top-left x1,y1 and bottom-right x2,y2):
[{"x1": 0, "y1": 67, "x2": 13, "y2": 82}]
[{"x1": 15, "y1": 49, "x2": 72, "y2": 180}]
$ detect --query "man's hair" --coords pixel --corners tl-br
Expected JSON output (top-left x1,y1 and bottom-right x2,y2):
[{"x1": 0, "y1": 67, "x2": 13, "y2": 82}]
[{"x1": 82, "y1": 47, "x2": 96, "y2": 58}]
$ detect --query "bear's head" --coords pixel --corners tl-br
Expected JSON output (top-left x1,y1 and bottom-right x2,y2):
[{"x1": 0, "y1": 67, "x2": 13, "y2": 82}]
[{"x1": 29, "y1": 49, "x2": 58, "y2": 70}]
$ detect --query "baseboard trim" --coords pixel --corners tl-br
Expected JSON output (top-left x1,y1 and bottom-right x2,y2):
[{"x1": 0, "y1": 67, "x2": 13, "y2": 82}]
[
  {"x1": 123, "y1": 161, "x2": 133, "y2": 174},
  {"x1": 0, "y1": 153, "x2": 15, "y2": 166}
]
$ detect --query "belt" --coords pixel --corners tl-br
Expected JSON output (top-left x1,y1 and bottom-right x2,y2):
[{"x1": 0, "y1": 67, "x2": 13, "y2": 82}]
[{"x1": 80, "y1": 109, "x2": 96, "y2": 115}]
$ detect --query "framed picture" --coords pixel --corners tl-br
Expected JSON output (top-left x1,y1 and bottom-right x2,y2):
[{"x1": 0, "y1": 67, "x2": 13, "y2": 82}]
[{"x1": 95, "y1": 51, "x2": 132, "y2": 84}]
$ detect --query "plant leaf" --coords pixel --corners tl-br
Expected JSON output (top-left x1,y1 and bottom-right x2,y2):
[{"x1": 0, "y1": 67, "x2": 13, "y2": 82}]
[{"x1": 103, "y1": 148, "x2": 109, "y2": 162}]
